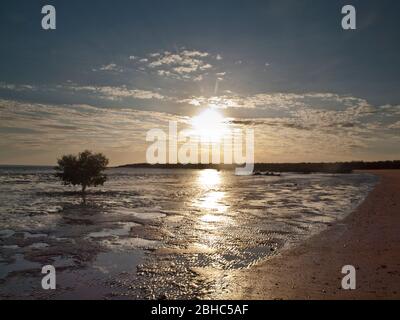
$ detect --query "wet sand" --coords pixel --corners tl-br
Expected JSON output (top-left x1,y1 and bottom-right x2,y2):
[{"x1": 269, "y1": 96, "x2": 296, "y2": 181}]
[{"x1": 222, "y1": 170, "x2": 400, "y2": 300}]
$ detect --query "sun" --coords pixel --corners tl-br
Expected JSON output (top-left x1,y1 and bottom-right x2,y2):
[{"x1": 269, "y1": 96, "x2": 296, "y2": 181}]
[{"x1": 190, "y1": 108, "x2": 228, "y2": 142}]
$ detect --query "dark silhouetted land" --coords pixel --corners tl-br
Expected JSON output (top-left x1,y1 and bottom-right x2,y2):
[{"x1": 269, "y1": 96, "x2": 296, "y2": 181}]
[{"x1": 118, "y1": 161, "x2": 400, "y2": 174}]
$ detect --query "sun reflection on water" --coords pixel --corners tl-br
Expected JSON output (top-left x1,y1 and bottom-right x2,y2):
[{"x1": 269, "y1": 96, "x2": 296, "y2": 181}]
[
  {"x1": 198, "y1": 169, "x2": 221, "y2": 189},
  {"x1": 196, "y1": 170, "x2": 228, "y2": 222},
  {"x1": 198, "y1": 192, "x2": 227, "y2": 213}
]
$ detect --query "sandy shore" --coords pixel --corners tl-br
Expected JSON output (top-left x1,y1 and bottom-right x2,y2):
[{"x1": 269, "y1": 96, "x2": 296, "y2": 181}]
[{"x1": 222, "y1": 170, "x2": 400, "y2": 300}]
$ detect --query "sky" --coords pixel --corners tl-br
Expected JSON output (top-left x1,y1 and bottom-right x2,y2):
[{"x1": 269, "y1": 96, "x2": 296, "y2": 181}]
[{"x1": 0, "y1": 0, "x2": 399, "y2": 165}]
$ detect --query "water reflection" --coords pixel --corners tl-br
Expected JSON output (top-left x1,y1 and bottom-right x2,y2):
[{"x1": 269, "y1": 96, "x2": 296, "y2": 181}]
[
  {"x1": 197, "y1": 169, "x2": 221, "y2": 189},
  {"x1": 198, "y1": 192, "x2": 227, "y2": 213},
  {"x1": 196, "y1": 170, "x2": 227, "y2": 212},
  {"x1": 200, "y1": 213, "x2": 225, "y2": 223},
  {"x1": 196, "y1": 170, "x2": 229, "y2": 225}
]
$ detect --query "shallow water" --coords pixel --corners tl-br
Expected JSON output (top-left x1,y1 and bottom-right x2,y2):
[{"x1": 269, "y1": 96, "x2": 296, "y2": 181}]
[{"x1": 0, "y1": 166, "x2": 377, "y2": 299}]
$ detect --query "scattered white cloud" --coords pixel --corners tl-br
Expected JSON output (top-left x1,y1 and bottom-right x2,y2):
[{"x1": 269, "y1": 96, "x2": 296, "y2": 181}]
[
  {"x1": 193, "y1": 75, "x2": 204, "y2": 82},
  {"x1": 0, "y1": 82, "x2": 38, "y2": 92},
  {"x1": 93, "y1": 63, "x2": 123, "y2": 73},
  {"x1": 389, "y1": 121, "x2": 400, "y2": 129},
  {"x1": 131, "y1": 48, "x2": 219, "y2": 81}
]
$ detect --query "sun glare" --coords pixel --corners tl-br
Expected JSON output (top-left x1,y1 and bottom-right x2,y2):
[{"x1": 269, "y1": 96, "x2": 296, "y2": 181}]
[
  {"x1": 198, "y1": 169, "x2": 221, "y2": 188},
  {"x1": 190, "y1": 108, "x2": 228, "y2": 142}
]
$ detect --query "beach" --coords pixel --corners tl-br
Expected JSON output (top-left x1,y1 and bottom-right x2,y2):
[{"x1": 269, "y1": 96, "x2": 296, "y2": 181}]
[
  {"x1": 0, "y1": 167, "x2": 379, "y2": 299},
  {"x1": 221, "y1": 170, "x2": 400, "y2": 300}
]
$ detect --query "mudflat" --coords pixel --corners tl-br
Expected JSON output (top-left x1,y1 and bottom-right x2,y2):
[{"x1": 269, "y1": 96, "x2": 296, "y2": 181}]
[{"x1": 223, "y1": 170, "x2": 400, "y2": 300}]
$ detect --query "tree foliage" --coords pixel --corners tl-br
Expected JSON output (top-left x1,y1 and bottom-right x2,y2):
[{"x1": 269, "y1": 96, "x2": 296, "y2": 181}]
[{"x1": 55, "y1": 150, "x2": 109, "y2": 193}]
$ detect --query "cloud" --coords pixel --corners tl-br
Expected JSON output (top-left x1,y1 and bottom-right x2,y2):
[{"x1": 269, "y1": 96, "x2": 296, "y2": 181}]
[
  {"x1": 148, "y1": 53, "x2": 161, "y2": 58},
  {"x1": 67, "y1": 85, "x2": 165, "y2": 101},
  {"x1": 229, "y1": 114, "x2": 396, "y2": 161},
  {"x1": 378, "y1": 104, "x2": 400, "y2": 115},
  {"x1": 178, "y1": 93, "x2": 309, "y2": 110},
  {"x1": 179, "y1": 92, "x2": 400, "y2": 160},
  {"x1": 93, "y1": 63, "x2": 123, "y2": 73},
  {"x1": 0, "y1": 82, "x2": 38, "y2": 92},
  {"x1": 2, "y1": 81, "x2": 399, "y2": 135},
  {"x1": 1, "y1": 89, "x2": 400, "y2": 164},
  {"x1": 178, "y1": 92, "x2": 374, "y2": 113},
  {"x1": 1, "y1": 82, "x2": 165, "y2": 102},
  {"x1": 216, "y1": 72, "x2": 226, "y2": 80},
  {"x1": 389, "y1": 121, "x2": 400, "y2": 129},
  {"x1": 0, "y1": 99, "x2": 185, "y2": 161},
  {"x1": 132, "y1": 49, "x2": 218, "y2": 81}
]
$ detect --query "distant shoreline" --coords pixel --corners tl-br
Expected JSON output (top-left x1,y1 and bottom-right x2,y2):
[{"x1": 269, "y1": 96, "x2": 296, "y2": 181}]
[
  {"x1": 117, "y1": 161, "x2": 400, "y2": 174},
  {"x1": 2, "y1": 161, "x2": 400, "y2": 174}
]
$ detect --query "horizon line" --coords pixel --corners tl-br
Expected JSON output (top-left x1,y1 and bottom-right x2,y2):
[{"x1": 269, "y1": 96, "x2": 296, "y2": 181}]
[{"x1": 1, "y1": 160, "x2": 400, "y2": 168}]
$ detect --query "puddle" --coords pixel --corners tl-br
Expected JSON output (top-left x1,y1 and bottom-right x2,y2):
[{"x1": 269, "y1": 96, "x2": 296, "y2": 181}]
[
  {"x1": 0, "y1": 230, "x2": 15, "y2": 238},
  {"x1": 93, "y1": 251, "x2": 143, "y2": 275},
  {"x1": 2, "y1": 245, "x2": 20, "y2": 250},
  {"x1": 86, "y1": 222, "x2": 140, "y2": 239},
  {"x1": 53, "y1": 256, "x2": 76, "y2": 268},
  {"x1": 0, "y1": 254, "x2": 41, "y2": 279},
  {"x1": 23, "y1": 232, "x2": 48, "y2": 239},
  {"x1": 28, "y1": 243, "x2": 49, "y2": 249}
]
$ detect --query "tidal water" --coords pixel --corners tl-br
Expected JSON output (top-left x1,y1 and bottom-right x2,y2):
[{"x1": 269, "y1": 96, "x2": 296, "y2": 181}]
[{"x1": 0, "y1": 166, "x2": 377, "y2": 299}]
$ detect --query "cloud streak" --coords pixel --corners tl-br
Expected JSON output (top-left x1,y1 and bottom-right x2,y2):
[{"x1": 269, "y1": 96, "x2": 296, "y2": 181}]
[{"x1": 65, "y1": 85, "x2": 165, "y2": 101}]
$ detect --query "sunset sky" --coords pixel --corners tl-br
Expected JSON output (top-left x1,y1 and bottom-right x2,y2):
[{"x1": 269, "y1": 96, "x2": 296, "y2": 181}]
[{"x1": 1, "y1": 0, "x2": 400, "y2": 165}]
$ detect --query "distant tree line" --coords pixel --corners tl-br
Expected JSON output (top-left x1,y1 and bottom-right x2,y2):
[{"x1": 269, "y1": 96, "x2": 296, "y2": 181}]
[
  {"x1": 253, "y1": 161, "x2": 400, "y2": 173},
  {"x1": 119, "y1": 161, "x2": 400, "y2": 174}
]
